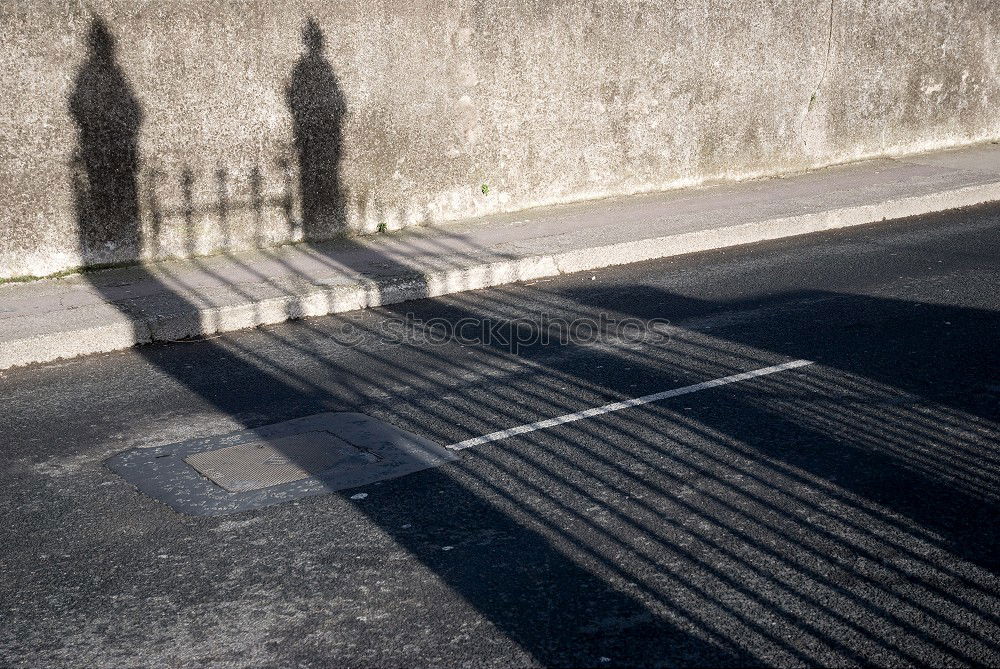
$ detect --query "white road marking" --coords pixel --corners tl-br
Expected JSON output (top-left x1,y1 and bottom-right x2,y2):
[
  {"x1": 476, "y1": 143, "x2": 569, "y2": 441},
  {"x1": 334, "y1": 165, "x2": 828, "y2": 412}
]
[{"x1": 446, "y1": 359, "x2": 814, "y2": 451}]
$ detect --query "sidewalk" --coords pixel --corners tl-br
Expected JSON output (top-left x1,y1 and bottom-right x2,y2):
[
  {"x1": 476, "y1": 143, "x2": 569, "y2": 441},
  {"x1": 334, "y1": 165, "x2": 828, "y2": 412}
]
[{"x1": 3, "y1": 142, "x2": 1000, "y2": 370}]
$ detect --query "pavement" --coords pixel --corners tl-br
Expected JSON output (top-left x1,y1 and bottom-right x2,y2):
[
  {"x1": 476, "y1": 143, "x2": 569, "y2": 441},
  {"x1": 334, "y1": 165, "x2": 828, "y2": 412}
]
[
  {"x1": 1, "y1": 203, "x2": 999, "y2": 667},
  {"x1": 3, "y1": 142, "x2": 1000, "y2": 370}
]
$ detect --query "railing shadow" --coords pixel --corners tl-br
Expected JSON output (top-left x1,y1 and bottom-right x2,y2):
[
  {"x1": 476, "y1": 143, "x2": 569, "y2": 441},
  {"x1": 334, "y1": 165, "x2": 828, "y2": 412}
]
[
  {"x1": 553, "y1": 283, "x2": 1000, "y2": 567},
  {"x1": 66, "y1": 13, "x2": 755, "y2": 666},
  {"x1": 65, "y1": 13, "x2": 1000, "y2": 665}
]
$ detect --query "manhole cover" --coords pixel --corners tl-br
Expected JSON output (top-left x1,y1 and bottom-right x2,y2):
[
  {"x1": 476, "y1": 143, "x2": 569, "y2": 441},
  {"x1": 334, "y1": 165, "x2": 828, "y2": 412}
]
[
  {"x1": 106, "y1": 413, "x2": 457, "y2": 515},
  {"x1": 183, "y1": 431, "x2": 378, "y2": 492}
]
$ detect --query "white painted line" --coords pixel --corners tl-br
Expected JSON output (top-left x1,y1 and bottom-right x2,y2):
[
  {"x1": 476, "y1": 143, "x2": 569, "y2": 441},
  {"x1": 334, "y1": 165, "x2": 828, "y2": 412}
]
[{"x1": 446, "y1": 359, "x2": 814, "y2": 451}]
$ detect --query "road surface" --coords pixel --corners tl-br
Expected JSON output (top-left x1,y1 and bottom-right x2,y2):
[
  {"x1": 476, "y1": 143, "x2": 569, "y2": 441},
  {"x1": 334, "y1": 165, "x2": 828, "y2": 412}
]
[{"x1": 2, "y1": 204, "x2": 999, "y2": 667}]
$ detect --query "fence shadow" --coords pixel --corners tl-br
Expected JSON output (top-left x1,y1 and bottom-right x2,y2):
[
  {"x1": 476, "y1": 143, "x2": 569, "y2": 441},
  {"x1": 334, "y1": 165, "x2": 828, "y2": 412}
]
[
  {"x1": 65, "y1": 13, "x2": 754, "y2": 666},
  {"x1": 64, "y1": 13, "x2": 1000, "y2": 666},
  {"x1": 553, "y1": 283, "x2": 1000, "y2": 567}
]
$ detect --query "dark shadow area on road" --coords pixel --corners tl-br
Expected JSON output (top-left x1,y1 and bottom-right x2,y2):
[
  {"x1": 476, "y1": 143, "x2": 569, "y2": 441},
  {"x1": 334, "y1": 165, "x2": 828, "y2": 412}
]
[
  {"x1": 112, "y1": 277, "x2": 1000, "y2": 665},
  {"x1": 355, "y1": 280, "x2": 1000, "y2": 663},
  {"x1": 549, "y1": 283, "x2": 1000, "y2": 568},
  {"x1": 557, "y1": 283, "x2": 1000, "y2": 422}
]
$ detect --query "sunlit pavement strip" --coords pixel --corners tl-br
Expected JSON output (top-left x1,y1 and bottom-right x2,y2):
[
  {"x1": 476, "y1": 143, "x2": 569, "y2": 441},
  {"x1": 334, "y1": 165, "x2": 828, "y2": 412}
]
[{"x1": 447, "y1": 359, "x2": 814, "y2": 451}]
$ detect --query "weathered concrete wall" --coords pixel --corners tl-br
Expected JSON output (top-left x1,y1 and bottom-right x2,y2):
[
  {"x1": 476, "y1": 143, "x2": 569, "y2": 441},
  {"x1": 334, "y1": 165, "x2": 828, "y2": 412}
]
[{"x1": 1, "y1": 0, "x2": 998, "y2": 279}]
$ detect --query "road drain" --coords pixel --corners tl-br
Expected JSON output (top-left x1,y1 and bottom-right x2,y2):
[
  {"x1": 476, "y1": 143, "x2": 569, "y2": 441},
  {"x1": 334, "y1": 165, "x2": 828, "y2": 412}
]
[{"x1": 106, "y1": 413, "x2": 457, "y2": 516}]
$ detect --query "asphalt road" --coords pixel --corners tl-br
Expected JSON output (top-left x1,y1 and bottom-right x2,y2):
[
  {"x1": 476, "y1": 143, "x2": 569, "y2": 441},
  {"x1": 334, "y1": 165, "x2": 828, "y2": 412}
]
[{"x1": 2, "y1": 204, "x2": 999, "y2": 667}]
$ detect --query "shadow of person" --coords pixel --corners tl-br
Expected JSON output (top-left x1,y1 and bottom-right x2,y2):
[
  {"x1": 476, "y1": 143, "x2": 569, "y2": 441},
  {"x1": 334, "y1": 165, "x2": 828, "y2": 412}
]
[
  {"x1": 69, "y1": 16, "x2": 144, "y2": 265},
  {"x1": 56, "y1": 18, "x2": 751, "y2": 665},
  {"x1": 286, "y1": 18, "x2": 347, "y2": 241}
]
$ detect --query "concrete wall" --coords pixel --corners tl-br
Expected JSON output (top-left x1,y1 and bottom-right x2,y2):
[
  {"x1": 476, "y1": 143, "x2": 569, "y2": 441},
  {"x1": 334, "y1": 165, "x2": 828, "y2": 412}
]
[{"x1": 1, "y1": 0, "x2": 998, "y2": 279}]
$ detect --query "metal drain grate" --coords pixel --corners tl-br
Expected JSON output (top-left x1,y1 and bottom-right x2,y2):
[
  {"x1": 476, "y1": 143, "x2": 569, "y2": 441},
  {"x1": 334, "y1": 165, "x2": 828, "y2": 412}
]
[{"x1": 184, "y1": 431, "x2": 376, "y2": 492}]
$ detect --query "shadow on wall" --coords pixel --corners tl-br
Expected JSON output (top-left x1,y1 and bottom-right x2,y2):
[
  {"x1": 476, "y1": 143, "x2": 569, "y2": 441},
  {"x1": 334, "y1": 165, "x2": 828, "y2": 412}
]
[
  {"x1": 69, "y1": 16, "x2": 143, "y2": 265},
  {"x1": 62, "y1": 17, "x2": 747, "y2": 665},
  {"x1": 286, "y1": 17, "x2": 348, "y2": 240},
  {"x1": 69, "y1": 15, "x2": 349, "y2": 265},
  {"x1": 58, "y1": 15, "x2": 1000, "y2": 666}
]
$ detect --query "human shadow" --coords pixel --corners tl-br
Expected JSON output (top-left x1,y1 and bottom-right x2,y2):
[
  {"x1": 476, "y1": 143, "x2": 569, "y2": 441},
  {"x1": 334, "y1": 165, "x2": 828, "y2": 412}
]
[
  {"x1": 65, "y1": 15, "x2": 746, "y2": 666},
  {"x1": 69, "y1": 16, "x2": 144, "y2": 265},
  {"x1": 60, "y1": 15, "x2": 1000, "y2": 661},
  {"x1": 286, "y1": 17, "x2": 348, "y2": 240}
]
